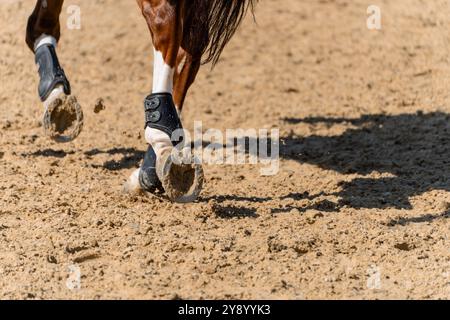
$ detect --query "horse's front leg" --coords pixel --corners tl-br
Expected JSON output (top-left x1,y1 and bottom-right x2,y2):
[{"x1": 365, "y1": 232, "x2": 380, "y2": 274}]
[
  {"x1": 26, "y1": 0, "x2": 83, "y2": 143},
  {"x1": 125, "y1": 0, "x2": 203, "y2": 202}
]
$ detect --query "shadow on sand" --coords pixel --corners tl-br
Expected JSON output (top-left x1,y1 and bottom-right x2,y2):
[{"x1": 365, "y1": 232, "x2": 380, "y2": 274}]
[
  {"x1": 281, "y1": 112, "x2": 450, "y2": 209},
  {"x1": 203, "y1": 112, "x2": 450, "y2": 223}
]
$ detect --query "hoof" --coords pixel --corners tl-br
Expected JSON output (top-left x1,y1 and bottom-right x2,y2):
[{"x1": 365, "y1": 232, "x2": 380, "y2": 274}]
[
  {"x1": 156, "y1": 152, "x2": 204, "y2": 203},
  {"x1": 123, "y1": 169, "x2": 142, "y2": 195},
  {"x1": 43, "y1": 94, "x2": 83, "y2": 143}
]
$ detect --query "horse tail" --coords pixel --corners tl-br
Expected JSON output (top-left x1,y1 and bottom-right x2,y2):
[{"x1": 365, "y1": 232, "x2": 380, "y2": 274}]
[{"x1": 184, "y1": 0, "x2": 257, "y2": 65}]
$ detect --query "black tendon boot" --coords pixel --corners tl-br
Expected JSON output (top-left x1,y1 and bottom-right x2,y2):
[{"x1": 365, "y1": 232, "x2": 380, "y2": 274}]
[
  {"x1": 35, "y1": 44, "x2": 83, "y2": 143},
  {"x1": 35, "y1": 44, "x2": 71, "y2": 101}
]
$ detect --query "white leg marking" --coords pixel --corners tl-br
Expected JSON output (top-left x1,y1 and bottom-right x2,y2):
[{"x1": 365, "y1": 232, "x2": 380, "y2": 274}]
[
  {"x1": 34, "y1": 34, "x2": 57, "y2": 51},
  {"x1": 123, "y1": 168, "x2": 142, "y2": 193},
  {"x1": 152, "y1": 48, "x2": 175, "y2": 94}
]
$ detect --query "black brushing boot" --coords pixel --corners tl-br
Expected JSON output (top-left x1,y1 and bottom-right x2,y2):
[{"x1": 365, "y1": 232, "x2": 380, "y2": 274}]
[
  {"x1": 35, "y1": 44, "x2": 71, "y2": 101},
  {"x1": 35, "y1": 44, "x2": 83, "y2": 143},
  {"x1": 139, "y1": 93, "x2": 204, "y2": 203}
]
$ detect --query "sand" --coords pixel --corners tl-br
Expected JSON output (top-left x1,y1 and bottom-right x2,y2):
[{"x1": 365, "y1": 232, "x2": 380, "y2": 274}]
[{"x1": 0, "y1": 0, "x2": 449, "y2": 299}]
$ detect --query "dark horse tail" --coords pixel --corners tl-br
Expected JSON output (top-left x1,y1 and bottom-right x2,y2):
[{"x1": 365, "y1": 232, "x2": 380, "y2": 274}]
[{"x1": 184, "y1": 0, "x2": 257, "y2": 65}]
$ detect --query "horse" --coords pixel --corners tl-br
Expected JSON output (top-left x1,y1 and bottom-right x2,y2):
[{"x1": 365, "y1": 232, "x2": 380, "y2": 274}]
[{"x1": 26, "y1": 0, "x2": 256, "y2": 203}]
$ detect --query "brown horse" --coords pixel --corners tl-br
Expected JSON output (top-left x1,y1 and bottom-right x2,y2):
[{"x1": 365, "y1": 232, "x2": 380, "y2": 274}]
[{"x1": 27, "y1": 0, "x2": 256, "y2": 202}]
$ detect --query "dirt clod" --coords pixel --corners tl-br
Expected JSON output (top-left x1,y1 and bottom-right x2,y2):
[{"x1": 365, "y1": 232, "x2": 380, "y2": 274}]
[{"x1": 94, "y1": 98, "x2": 106, "y2": 114}]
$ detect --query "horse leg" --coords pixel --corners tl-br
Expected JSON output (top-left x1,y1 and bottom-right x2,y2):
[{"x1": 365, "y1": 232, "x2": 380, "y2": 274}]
[
  {"x1": 124, "y1": 0, "x2": 203, "y2": 202},
  {"x1": 173, "y1": 48, "x2": 201, "y2": 113},
  {"x1": 26, "y1": 0, "x2": 83, "y2": 143}
]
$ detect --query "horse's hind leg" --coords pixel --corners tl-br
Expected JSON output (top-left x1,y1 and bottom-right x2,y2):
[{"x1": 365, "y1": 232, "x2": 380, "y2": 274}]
[
  {"x1": 125, "y1": 0, "x2": 203, "y2": 202},
  {"x1": 26, "y1": 0, "x2": 83, "y2": 143},
  {"x1": 173, "y1": 48, "x2": 201, "y2": 113}
]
